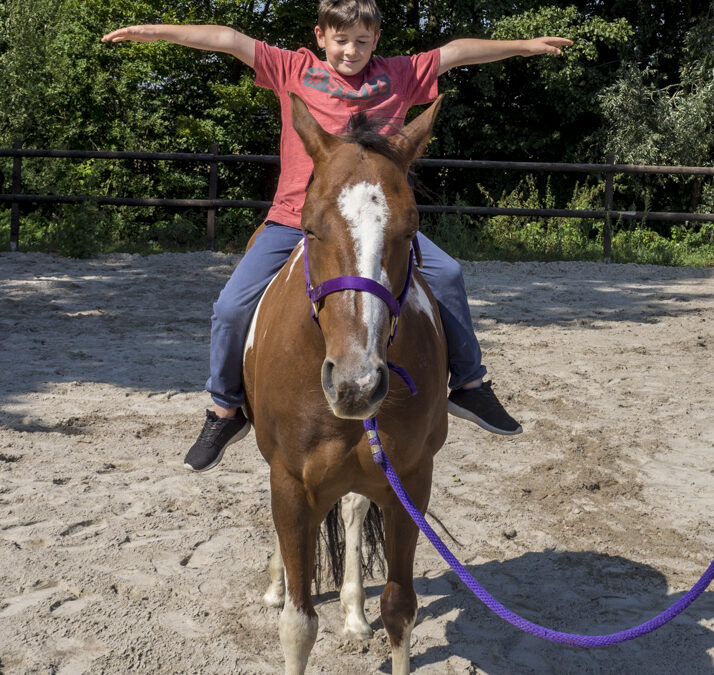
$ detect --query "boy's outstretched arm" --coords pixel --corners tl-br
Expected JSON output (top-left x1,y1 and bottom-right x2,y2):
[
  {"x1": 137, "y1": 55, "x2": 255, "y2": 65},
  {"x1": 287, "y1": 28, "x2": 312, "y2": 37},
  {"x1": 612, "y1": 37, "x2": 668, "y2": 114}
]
[
  {"x1": 438, "y1": 37, "x2": 573, "y2": 75},
  {"x1": 101, "y1": 25, "x2": 255, "y2": 68}
]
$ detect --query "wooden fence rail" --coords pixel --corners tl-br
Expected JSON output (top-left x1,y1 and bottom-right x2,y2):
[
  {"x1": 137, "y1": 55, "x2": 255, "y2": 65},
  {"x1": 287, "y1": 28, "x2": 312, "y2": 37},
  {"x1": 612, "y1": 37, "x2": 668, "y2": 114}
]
[{"x1": 2, "y1": 142, "x2": 713, "y2": 259}]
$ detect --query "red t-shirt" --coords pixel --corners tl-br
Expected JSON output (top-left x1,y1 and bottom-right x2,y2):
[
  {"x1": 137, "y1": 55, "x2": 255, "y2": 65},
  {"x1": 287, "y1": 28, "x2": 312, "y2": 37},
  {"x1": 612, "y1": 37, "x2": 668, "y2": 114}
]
[{"x1": 253, "y1": 41, "x2": 440, "y2": 228}]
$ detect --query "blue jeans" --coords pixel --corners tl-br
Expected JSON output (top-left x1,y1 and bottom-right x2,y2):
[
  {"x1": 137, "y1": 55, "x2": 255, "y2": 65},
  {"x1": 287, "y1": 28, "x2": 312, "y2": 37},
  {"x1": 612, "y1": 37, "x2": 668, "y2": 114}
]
[{"x1": 206, "y1": 222, "x2": 486, "y2": 409}]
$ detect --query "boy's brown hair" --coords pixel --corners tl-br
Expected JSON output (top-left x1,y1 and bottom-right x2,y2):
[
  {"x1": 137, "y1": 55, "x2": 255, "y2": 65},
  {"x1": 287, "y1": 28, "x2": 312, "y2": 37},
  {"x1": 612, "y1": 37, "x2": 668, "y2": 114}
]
[{"x1": 317, "y1": 0, "x2": 382, "y2": 33}]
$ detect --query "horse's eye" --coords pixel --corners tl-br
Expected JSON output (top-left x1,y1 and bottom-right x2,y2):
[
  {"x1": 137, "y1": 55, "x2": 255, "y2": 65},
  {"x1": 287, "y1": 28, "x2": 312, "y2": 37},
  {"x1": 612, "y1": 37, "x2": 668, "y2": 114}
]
[{"x1": 304, "y1": 229, "x2": 317, "y2": 240}]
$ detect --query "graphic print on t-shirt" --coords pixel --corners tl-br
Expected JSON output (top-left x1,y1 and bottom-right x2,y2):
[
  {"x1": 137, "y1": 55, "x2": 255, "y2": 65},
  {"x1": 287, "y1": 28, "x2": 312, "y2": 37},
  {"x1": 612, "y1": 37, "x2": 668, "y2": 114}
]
[{"x1": 303, "y1": 67, "x2": 391, "y2": 100}]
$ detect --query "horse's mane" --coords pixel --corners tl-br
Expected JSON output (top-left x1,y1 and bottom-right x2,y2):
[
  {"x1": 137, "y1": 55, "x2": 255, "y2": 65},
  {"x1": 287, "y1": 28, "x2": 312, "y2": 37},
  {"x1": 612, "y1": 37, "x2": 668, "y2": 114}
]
[{"x1": 341, "y1": 112, "x2": 408, "y2": 166}]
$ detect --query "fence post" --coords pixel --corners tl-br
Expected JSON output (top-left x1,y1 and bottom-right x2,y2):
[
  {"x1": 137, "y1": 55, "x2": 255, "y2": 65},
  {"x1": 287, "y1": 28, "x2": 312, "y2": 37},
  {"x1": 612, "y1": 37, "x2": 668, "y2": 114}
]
[
  {"x1": 10, "y1": 138, "x2": 23, "y2": 252},
  {"x1": 603, "y1": 154, "x2": 615, "y2": 263},
  {"x1": 206, "y1": 143, "x2": 219, "y2": 251}
]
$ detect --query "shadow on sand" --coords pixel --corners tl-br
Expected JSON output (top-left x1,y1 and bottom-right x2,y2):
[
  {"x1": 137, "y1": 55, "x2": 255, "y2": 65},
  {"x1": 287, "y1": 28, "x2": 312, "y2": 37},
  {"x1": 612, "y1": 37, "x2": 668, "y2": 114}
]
[
  {"x1": 464, "y1": 261, "x2": 714, "y2": 328},
  {"x1": 365, "y1": 550, "x2": 713, "y2": 673},
  {"x1": 1, "y1": 253, "x2": 712, "y2": 411}
]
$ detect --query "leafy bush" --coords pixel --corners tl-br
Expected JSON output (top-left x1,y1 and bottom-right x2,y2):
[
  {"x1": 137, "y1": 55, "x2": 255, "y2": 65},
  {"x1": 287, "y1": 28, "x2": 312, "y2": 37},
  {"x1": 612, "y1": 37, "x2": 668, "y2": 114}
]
[
  {"x1": 420, "y1": 173, "x2": 714, "y2": 266},
  {"x1": 611, "y1": 222, "x2": 714, "y2": 267}
]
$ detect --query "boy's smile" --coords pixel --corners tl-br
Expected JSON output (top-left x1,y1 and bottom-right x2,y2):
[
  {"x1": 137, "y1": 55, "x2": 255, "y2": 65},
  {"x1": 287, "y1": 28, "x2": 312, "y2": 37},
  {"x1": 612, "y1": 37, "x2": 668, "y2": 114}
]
[{"x1": 315, "y1": 23, "x2": 380, "y2": 77}]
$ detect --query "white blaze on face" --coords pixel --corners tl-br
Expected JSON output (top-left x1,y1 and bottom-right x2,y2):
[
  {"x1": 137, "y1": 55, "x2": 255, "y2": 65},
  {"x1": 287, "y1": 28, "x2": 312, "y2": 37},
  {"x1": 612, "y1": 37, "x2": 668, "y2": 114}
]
[{"x1": 337, "y1": 181, "x2": 390, "y2": 350}]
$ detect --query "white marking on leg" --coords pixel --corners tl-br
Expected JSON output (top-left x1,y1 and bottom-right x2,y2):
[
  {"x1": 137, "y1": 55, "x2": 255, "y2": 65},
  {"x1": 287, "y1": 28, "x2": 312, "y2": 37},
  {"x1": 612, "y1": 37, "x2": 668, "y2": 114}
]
[
  {"x1": 338, "y1": 182, "x2": 390, "y2": 352},
  {"x1": 279, "y1": 592, "x2": 318, "y2": 675},
  {"x1": 263, "y1": 534, "x2": 285, "y2": 607},
  {"x1": 390, "y1": 611, "x2": 417, "y2": 675},
  {"x1": 339, "y1": 493, "x2": 372, "y2": 640}
]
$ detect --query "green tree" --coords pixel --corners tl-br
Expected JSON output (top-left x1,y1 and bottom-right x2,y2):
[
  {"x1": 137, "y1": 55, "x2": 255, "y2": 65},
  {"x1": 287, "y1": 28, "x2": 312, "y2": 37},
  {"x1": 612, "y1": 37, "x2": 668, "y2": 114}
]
[
  {"x1": 1, "y1": 1, "x2": 712, "y2": 259},
  {"x1": 0, "y1": 0, "x2": 284, "y2": 253},
  {"x1": 599, "y1": 5, "x2": 714, "y2": 213}
]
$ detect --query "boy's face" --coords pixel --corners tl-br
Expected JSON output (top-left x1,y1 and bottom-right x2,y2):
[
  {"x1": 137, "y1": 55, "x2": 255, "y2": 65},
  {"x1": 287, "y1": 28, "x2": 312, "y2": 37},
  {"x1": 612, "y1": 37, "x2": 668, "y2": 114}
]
[{"x1": 315, "y1": 23, "x2": 380, "y2": 76}]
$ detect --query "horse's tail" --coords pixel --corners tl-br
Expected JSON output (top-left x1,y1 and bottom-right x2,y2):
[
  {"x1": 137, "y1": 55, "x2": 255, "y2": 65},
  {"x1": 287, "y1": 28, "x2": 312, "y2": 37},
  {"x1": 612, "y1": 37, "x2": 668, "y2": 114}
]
[
  {"x1": 314, "y1": 499, "x2": 385, "y2": 593},
  {"x1": 362, "y1": 501, "x2": 386, "y2": 580}
]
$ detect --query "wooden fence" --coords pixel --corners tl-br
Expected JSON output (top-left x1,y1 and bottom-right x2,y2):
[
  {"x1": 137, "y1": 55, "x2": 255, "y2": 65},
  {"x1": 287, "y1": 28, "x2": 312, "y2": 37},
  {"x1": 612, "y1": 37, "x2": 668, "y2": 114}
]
[{"x1": 2, "y1": 141, "x2": 714, "y2": 260}]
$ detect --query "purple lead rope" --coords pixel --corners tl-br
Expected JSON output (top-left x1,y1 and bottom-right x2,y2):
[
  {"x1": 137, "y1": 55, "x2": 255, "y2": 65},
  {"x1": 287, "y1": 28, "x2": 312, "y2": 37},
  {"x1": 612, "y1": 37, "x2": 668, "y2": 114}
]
[
  {"x1": 364, "y1": 417, "x2": 714, "y2": 647},
  {"x1": 301, "y1": 231, "x2": 713, "y2": 646}
]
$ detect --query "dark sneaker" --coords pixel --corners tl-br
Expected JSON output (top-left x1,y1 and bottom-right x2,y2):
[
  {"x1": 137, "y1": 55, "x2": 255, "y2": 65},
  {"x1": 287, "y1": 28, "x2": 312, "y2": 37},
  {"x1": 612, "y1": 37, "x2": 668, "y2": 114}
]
[
  {"x1": 448, "y1": 381, "x2": 522, "y2": 435},
  {"x1": 184, "y1": 409, "x2": 251, "y2": 472}
]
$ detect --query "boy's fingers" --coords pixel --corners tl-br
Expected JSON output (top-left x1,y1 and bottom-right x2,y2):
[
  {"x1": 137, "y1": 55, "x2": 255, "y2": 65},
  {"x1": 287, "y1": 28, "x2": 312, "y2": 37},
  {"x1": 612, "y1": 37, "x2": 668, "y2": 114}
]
[
  {"x1": 101, "y1": 26, "x2": 151, "y2": 43},
  {"x1": 542, "y1": 37, "x2": 573, "y2": 49},
  {"x1": 530, "y1": 36, "x2": 573, "y2": 56},
  {"x1": 102, "y1": 29, "x2": 128, "y2": 42}
]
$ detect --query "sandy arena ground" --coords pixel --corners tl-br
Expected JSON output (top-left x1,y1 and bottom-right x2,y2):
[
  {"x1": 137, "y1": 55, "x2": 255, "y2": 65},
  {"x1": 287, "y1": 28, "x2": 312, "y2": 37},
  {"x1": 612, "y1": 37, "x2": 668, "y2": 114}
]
[{"x1": 0, "y1": 251, "x2": 712, "y2": 674}]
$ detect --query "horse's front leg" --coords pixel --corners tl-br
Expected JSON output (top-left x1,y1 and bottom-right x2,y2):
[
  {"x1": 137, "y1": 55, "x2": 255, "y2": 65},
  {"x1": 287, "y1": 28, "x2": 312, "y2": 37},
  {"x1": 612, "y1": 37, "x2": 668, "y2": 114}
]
[
  {"x1": 263, "y1": 533, "x2": 285, "y2": 607},
  {"x1": 271, "y1": 464, "x2": 320, "y2": 675},
  {"x1": 380, "y1": 467, "x2": 432, "y2": 675},
  {"x1": 340, "y1": 492, "x2": 372, "y2": 639}
]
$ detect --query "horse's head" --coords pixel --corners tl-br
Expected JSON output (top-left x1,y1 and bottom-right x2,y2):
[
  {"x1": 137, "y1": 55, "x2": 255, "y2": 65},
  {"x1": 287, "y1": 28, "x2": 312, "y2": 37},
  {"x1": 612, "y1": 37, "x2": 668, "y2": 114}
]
[{"x1": 290, "y1": 92, "x2": 443, "y2": 420}]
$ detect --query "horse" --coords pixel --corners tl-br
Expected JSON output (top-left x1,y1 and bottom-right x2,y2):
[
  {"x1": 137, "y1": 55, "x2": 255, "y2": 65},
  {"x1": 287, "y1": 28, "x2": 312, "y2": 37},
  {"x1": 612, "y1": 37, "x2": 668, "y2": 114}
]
[{"x1": 242, "y1": 92, "x2": 448, "y2": 674}]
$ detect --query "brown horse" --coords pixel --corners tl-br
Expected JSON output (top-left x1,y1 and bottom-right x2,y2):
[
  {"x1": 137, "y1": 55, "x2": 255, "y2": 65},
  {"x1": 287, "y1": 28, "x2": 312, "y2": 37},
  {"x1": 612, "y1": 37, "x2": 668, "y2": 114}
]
[{"x1": 242, "y1": 93, "x2": 448, "y2": 674}]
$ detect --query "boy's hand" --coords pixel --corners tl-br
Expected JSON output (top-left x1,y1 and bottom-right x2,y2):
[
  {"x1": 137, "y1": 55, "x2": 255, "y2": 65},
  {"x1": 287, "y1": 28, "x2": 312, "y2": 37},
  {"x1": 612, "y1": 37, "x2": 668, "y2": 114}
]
[
  {"x1": 439, "y1": 36, "x2": 573, "y2": 75},
  {"x1": 102, "y1": 26, "x2": 159, "y2": 43},
  {"x1": 520, "y1": 37, "x2": 573, "y2": 57},
  {"x1": 100, "y1": 24, "x2": 255, "y2": 67}
]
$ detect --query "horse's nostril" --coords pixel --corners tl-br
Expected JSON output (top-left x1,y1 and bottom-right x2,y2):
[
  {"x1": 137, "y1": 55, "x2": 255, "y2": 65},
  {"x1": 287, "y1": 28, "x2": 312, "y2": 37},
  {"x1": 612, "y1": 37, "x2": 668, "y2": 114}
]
[
  {"x1": 369, "y1": 364, "x2": 389, "y2": 406},
  {"x1": 322, "y1": 358, "x2": 388, "y2": 417},
  {"x1": 321, "y1": 359, "x2": 336, "y2": 399}
]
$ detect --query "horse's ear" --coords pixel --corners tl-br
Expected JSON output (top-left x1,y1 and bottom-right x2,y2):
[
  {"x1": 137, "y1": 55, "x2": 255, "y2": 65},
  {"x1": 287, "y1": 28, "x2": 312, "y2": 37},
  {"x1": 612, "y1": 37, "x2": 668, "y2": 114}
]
[
  {"x1": 290, "y1": 92, "x2": 339, "y2": 162},
  {"x1": 391, "y1": 94, "x2": 445, "y2": 170}
]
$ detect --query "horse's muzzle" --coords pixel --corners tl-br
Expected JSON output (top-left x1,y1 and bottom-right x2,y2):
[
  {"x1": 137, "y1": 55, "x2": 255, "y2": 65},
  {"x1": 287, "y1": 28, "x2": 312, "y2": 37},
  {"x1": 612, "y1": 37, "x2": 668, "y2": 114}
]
[{"x1": 321, "y1": 358, "x2": 389, "y2": 419}]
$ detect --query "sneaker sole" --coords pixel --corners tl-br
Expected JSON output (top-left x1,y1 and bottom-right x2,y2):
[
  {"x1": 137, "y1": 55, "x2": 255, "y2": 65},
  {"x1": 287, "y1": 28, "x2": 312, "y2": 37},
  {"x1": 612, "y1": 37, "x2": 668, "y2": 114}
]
[
  {"x1": 447, "y1": 401, "x2": 522, "y2": 435},
  {"x1": 183, "y1": 420, "x2": 252, "y2": 472}
]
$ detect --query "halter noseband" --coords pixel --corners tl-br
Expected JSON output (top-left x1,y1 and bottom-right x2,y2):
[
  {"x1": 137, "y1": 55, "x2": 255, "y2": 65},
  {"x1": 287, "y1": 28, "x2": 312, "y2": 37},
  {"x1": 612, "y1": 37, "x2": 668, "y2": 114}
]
[{"x1": 302, "y1": 233, "x2": 421, "y2": 346}]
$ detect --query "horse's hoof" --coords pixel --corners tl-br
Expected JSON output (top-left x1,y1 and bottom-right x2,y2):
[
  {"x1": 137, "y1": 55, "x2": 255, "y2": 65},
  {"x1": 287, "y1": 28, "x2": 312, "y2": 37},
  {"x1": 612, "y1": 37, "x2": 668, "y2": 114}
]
[
  {"x1": 343, "y1": 617, "x2": 373, "y2": 641},
  {"x1": 263, "y1": 588, "x2": 285, "y2": 608}
]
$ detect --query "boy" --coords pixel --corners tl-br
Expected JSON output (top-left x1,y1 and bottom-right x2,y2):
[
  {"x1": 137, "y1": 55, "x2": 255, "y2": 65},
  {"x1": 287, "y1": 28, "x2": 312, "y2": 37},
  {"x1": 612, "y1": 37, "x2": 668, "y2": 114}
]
[{"x1": 103, "y1": 1, "x2": 572, "y2": 472}]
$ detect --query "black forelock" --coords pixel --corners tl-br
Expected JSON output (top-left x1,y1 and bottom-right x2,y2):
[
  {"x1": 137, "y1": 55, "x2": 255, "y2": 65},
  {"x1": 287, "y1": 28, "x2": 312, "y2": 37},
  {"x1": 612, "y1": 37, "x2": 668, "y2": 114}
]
[{"x1": 341, "y1": 112, "x2": 406, "y2": 166}]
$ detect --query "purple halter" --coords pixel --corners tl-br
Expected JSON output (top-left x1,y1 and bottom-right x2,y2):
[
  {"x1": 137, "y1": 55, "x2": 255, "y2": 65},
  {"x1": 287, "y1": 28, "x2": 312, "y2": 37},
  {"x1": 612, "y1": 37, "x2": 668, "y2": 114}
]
[
  {"x1": 302, "y1": 233, "x2": 421, "y2": 347},
  {"x1": 302, "y1": 232, "x2": 420, "y2": 394}
]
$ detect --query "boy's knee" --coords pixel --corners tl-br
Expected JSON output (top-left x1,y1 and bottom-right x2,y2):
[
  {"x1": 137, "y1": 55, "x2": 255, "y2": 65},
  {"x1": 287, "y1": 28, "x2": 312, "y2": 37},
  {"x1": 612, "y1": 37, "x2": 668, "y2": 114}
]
[
  {"x1": 213, "y1": 295, "x2": 245, "y2": 327},
  {"x1": 440, "y1": 256, "x2": 464, "y2": 285}
]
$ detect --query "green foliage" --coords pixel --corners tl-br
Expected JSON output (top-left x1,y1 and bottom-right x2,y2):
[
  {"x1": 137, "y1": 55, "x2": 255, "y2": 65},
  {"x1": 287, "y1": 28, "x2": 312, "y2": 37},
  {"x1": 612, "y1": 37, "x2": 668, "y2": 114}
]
[
  {"x1": 0, "y1": 0, "x2": 712, "y2": 264},
  {"x1": 597, "y1": 2, "x2": 714, "y2": 237},
  {"x1": 0, "y1": 0, "x2": 280, "y2": 254},
  {"x1": 491, "y1": 6, "x2": 633, "y2": 89},
  {"x1": 472, "y1": 174, "x2": 602, "y2": 261},
  {"x1": 45, "y1": 202, "x2": 109, "y2": 258},
  {"x1": 420, "y1": 174, "x2": 713, "y2": 266},
  {"x1": 611, "y1": 223, "x2": 714, "y2": 267},
  {"x1": 424, "y1": 4, "x2": 634, "y2": 163}
]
